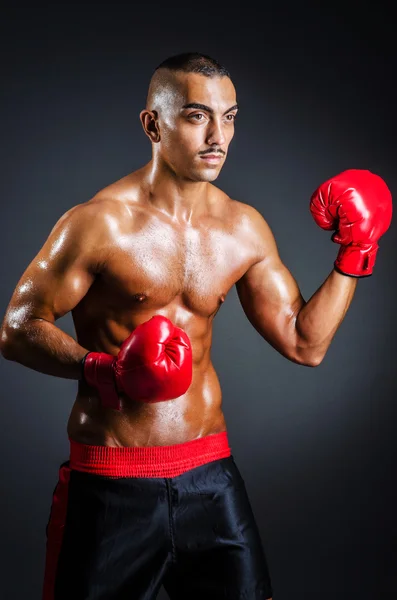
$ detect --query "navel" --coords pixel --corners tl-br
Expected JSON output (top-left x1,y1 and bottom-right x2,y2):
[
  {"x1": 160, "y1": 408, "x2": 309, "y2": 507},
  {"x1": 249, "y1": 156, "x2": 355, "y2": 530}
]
[{"x1": 132, "y1": 293, "x2": 147, "y2": 303}]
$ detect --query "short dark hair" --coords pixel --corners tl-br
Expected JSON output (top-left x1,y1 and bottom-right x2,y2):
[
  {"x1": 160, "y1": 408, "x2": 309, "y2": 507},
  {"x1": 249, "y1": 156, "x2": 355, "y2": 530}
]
[{"x1": 154, "y1": 52, "x2": 231, "y2": 78}]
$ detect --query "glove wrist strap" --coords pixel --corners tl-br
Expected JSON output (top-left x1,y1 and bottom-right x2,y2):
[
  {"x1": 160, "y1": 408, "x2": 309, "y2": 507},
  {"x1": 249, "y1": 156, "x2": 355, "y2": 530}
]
[
  {"x1": 83, "y1": 352, "x2": 121, "y2": 410},
  {"x1": 335, "y1": 243, "x2": 378, "y2": 277}
]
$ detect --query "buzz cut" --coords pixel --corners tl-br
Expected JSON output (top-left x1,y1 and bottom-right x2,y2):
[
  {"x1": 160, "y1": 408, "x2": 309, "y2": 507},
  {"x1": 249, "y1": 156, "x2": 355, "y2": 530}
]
[{"x1": 153, "y1": 52, "x2": 231, "y2": 78}]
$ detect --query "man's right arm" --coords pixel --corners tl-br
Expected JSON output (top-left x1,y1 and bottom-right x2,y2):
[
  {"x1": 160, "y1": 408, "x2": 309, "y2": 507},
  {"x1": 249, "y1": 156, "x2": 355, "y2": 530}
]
[{"x1": 0, "y1": 202, "x2": 104, "y2": 379}]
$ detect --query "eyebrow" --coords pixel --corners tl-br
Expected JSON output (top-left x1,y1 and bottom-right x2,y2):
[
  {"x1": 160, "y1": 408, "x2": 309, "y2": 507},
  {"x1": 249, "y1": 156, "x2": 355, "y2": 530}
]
[{"x1": 181, "y1": 102, "x2": 239, "y2": 115}]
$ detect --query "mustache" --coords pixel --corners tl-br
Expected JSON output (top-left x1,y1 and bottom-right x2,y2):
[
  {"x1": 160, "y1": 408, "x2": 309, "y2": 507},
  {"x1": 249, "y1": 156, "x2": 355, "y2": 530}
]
[{"x1": 199, "y1": 149, "x2": 226, "y2": 156}]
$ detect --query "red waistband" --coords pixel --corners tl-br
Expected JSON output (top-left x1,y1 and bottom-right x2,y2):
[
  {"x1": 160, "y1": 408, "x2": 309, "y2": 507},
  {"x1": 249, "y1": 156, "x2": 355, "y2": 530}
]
[{"x1": 69, "y1": 431, "x2": 231, "y2": 478}]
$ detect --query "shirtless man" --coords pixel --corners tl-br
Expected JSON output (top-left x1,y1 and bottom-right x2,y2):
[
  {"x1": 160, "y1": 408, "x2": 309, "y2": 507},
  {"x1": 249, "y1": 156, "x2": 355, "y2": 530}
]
[{"x1": 0, "y1": 52, "x2": 392, "y2": 600}]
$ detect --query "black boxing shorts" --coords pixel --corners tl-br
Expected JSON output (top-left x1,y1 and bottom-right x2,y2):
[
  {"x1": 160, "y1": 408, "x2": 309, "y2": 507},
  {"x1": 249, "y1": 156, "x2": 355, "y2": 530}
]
[{"x1": 42, "y1": 431, "x2": 273, "y2": 599}]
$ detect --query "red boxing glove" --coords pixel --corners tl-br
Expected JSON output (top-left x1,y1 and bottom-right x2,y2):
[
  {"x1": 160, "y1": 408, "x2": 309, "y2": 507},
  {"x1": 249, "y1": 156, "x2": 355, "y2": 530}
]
[
  {"x1": 83, "y1": 315, "x2": 193, "y2": 410},
  {"x1": 310, "y1": 169, "x2": 392, "y2": 277}
]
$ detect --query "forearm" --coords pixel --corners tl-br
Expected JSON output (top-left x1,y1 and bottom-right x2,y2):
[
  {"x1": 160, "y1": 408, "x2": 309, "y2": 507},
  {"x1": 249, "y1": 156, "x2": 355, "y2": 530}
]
[
  {"x1": 0, "y1": 318, "x2": 88, "y2": 379},
  {"x1": 295, "y1": 268, "x2": 358, "y2": 364}
]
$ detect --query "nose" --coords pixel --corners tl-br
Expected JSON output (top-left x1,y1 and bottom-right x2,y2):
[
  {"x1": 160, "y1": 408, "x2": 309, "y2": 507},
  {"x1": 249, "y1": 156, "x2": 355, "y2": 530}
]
[{"x1": 206, "y1": 118, "x2": 226, "y2": 147}]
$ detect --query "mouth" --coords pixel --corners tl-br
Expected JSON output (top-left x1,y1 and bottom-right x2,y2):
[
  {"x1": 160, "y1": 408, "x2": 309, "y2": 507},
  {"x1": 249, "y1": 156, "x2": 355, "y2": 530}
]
[{"x1": 199, "y1": 154, "x2": 224, "y2": 164}]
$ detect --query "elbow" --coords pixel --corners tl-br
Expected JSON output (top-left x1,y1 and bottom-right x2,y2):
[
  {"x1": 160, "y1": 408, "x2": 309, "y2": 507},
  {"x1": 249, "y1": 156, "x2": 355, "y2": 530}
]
[
  {"x1": 290, "y1": 346, "x2": 325, "y2": 368},
  {"x1": 302, "y1": 354, "x2": 324, "y2": 368},
  {"x1": 0, "y1": 324, "x2": 20, "y2": 361}
]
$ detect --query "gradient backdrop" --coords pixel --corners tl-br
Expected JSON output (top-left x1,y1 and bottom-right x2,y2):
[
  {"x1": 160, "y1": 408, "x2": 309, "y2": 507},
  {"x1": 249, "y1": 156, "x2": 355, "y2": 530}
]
[{"x1": 1, "y1": 3, "x2": 396, "y2": 599}]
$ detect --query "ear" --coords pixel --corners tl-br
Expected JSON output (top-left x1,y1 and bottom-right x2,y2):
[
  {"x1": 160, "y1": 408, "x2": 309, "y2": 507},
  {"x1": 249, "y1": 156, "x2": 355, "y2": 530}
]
[{"x1": 140, "y1": 109, "x2": 161, "y2": 143}]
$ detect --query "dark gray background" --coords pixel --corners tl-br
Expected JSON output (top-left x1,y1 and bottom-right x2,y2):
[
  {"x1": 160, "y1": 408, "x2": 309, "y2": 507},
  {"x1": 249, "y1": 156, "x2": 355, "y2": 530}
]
[{"x1": 1, "y1": 2, "x2": 396, "y2": 599}]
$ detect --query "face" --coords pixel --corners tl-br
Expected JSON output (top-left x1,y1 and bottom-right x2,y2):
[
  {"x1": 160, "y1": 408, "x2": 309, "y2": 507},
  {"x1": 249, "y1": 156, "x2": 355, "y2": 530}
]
[{"x1": 142, "y1": 72, "x2": 238, "y2": 182}]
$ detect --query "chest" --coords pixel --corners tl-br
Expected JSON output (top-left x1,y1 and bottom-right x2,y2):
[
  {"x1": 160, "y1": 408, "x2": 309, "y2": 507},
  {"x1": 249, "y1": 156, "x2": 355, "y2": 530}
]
[{"x1": 99, "y1": 222, "x2": 254, "y2": 317}]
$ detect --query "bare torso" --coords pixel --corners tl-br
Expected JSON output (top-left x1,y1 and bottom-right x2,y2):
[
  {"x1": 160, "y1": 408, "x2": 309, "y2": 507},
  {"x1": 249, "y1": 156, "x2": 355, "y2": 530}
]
[{"x1": 68, "y1": 169, "x2": 260, "y2": 447}]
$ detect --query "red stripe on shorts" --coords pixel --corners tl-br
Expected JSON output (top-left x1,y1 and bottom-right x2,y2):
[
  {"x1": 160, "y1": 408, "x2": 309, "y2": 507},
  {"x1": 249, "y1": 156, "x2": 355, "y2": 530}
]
[{"x1": 42, "y1": 464, "x2": 71, "y2": 600}]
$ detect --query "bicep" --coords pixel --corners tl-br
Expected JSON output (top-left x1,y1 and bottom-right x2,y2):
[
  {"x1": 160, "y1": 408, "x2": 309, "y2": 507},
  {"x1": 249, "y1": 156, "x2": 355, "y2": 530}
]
[
  {"x1": 3, "y1": 209, "x2": 96, "y2": 327},
  {"x1": 236, "y1": 232, "x2": 305, "y2": 359}
]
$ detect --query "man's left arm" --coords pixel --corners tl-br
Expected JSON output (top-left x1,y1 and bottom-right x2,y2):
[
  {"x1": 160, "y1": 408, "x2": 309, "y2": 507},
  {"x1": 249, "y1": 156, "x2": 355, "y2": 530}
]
[
  {"x1": 236, "y1": 218, "x2": 357, "y2": 367},
  {"x1": 236, "y1": 169, "x2": 392, "y2": 367}
]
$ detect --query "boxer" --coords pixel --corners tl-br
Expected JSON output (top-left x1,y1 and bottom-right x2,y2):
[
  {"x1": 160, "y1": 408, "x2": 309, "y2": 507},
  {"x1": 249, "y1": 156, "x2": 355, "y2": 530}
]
[{"x1": 0, "y1": 52, "x2": 392, "y2": 600}]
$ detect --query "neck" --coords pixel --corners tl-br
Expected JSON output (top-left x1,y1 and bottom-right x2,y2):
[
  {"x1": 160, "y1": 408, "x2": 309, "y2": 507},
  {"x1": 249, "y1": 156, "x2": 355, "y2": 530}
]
[{"x1": 142, "y1": 158, "x2": 212, "y2": 224}]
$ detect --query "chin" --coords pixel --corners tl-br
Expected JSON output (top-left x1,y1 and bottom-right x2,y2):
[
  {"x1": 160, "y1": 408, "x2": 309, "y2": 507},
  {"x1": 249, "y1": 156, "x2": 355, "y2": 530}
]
[{"x1": 190, "y1": 167, "x2": 222, "y2": 183}]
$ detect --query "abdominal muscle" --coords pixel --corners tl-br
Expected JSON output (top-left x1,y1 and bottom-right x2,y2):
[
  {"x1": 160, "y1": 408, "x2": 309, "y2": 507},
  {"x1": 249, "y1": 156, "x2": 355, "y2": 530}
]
[{"x1": 67, "y1": 357, "x2": 226, "y2": 448}]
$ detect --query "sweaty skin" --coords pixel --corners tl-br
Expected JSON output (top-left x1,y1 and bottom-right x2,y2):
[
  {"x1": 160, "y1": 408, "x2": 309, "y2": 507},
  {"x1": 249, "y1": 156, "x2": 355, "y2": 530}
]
[{"x1": 0, "y1": 71, "x2": 357, "y2": 450}]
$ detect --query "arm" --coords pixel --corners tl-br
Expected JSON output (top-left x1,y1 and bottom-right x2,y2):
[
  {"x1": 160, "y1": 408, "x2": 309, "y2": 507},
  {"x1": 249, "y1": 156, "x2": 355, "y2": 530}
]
[
  {"x1": 0, "y1": 201, "x2": 193, "y2": 409},
  {"x1": 236, "y1": 208, "x2": 357, "y2": 367},
  {"x1": 0, "y1": 203, "x2": 103, "y2": 379}
]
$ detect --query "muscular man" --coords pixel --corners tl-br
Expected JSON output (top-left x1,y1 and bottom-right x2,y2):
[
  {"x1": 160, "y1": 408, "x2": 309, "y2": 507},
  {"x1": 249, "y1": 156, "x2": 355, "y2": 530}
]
[{"x1": 0, "y1": 53, "x2": 392, "y2": 600}]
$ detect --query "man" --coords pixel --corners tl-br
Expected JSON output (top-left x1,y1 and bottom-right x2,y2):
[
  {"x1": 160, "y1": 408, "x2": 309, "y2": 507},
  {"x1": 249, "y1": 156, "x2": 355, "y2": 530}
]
[{"x1": 0, "y1": 52, "x2": 392, "y2": 600}]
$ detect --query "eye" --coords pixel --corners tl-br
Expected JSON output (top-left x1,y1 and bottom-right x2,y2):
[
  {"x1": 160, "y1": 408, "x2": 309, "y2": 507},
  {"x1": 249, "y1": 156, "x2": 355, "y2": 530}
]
[
  {"x1": 189, "y1": 113, "x2": 206, "y2": 121},
  {"x1": 225, "y1": 114, "x2": 236, "y2": 121}
]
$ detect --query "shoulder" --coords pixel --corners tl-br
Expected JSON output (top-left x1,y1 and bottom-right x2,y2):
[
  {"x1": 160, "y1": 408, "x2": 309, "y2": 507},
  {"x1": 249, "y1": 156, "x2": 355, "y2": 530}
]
[
  {"x1": 50, "y1": 196, "x2": 127, "y2": 239},
  {"x1": 40, "y1": 197, "x2": 134, "y2": 277},
  {"x1": 207, "y1": 188, "x2": 279, "y2": 267},
  {"x1": 229, "y1": 198, "x2": 268, "y2": 229},
  {"x1": 53, "y1": 172, "x2": 143, "y2": 239},
  {"x1": 226, "y1": 197, "x2": 278, "y2": 253},
  {"x1": 209, "y1": 186, "x2": 268, "y2": 228}
]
